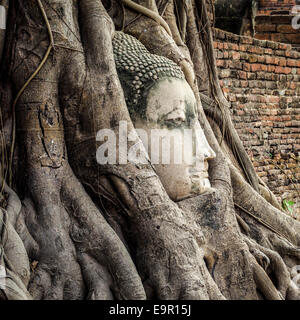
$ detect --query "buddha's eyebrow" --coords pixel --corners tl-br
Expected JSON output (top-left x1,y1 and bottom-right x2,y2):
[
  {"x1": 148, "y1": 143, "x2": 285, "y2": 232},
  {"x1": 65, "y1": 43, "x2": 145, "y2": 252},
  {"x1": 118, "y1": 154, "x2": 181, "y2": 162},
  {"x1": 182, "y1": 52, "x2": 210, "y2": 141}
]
[{"x1": 162, "y1": 107, "x2": 186, "y2": 118}]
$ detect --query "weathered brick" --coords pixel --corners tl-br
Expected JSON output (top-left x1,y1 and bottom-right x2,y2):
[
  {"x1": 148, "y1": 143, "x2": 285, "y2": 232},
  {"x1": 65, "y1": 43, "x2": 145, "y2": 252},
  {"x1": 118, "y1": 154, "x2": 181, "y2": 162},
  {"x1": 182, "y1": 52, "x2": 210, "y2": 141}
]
[
  {"x1": 243, "y1": 63, "x2": 251, "y2": 71},
  {"x1": 279, "y1": 43, "x2": 291, "y2": 50},
  {"x1": 232, "y1": 51, "x2": 240, "y2": 60},
  {"x1": 219, "y1": 69, "x2": 231, "y2": 78},
  {"x1": 271, "y1": 33, "x2": 284, "y2": 43},
  {"x1": 256, "y1": 33, "x2": 271, "y2": 41},
  {"x1": 251, "y1": 64, "x2": 262, "y2": 72},
  {"x1": 265, "y1": 56, "x2": 274, "y2": 64},
  {"x1": 239, "y1": 45, "x2": 247, "y2": 52},
  {"x1": 238, "y1": 71, "x2": 248, "y2": 79},
  {"x1": 216, "y1": 59, "x2": 225, "y2": 67},
  {"x1": 213, "y1": 27, "x2": 300, "y2": 216},
  {"x1": 256, "y1": 24, "x2": 277, "y2": 32},
  {"x1": 285, "y1": 34, "x2": 300, "y2": 44},
  {"x1": 277, "y1": 24, "x2": 298, "y2": 33},
  {"x1": 264, "y1": 48, "x2": 273, "y2": 55},
  {"x1": 279, "y1": 58, "x2": 287, "y2": 67},
  {"x1": 286, "y1": 59, "x2": 297, "y2": 67},
  {"x1": 274, "y1": 66, "x2": 292, "y2": 74},
  {"x1": 268, "y1": 65, "x2": 276, "y2": 72},
  {"x1": 240, "y1": 36, "x2": 253, "y2": 44}
]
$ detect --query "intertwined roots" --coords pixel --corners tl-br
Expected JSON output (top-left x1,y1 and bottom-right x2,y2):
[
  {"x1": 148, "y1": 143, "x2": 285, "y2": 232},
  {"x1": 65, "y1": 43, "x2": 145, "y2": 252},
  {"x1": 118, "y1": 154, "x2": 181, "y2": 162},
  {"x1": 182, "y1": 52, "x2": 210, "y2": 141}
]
[{"x1": 0, "y1": 0, "x2": 300, "y2": 300}]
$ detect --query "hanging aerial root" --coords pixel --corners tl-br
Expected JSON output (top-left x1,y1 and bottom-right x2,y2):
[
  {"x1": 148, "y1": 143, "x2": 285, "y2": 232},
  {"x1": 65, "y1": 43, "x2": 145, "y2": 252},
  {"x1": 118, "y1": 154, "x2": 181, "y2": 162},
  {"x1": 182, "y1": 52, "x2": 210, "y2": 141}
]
[
  {"x1": 8, "y1": 0, "x2": 55, "y2": 186},
  {"x1": 236, "y1": 214, "x2": 251, "y2": 235},
  {"x1": 194, "y1": 0, "x2": 230, "y2": 108},
  {"x1": 201, "y1": 93, "x2": 260, "y2": 194},
  {"x1": 120, "y1": 0, "x2": 195, "y2": 89},
  {"x1": 120, "y1": 0, "x2": 172, "y2": 36},
  {"x1": 258, "y1": 182, "x2": 282, "y2": 211},
  {"x1": 161, "y1": 0, "x2": 185, "y2": 46}
]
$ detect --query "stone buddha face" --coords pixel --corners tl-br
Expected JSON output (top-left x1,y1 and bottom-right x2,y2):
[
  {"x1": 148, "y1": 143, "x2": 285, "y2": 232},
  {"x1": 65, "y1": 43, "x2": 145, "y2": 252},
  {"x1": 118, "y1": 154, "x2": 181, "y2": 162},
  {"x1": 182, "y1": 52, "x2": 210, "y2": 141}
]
[
  {"x1": 134, "y1": 77, "x2": 216, "y2": 201},
  {"x1": 113, "y1": 32, "x2": 216, "y2": 201}
]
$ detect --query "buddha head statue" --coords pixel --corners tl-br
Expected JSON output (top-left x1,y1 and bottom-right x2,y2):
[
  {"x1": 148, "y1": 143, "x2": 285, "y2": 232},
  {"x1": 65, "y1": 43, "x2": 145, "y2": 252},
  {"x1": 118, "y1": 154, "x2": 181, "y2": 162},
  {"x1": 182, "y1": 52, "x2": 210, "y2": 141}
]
[{"x1": 113, "y1": 32, "x2": 216, "y2": 201}]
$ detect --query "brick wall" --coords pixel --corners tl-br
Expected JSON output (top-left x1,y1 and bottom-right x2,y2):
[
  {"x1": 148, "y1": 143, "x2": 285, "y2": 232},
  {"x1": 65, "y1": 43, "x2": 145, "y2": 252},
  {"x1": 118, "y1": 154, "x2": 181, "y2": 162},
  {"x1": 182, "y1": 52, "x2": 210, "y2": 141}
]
[
  {"x1": 254, "y1": 0, "x2": 300, "y2": 48},
  {"x1": 213, "y1": 28, "x2": 300, "y2": 219},
  {"x1": 258, "y1": 0, "x2": 296, "y2": 14},
  {"x1": 255, "y1": 15, "x2": 300, "y2": 48}
]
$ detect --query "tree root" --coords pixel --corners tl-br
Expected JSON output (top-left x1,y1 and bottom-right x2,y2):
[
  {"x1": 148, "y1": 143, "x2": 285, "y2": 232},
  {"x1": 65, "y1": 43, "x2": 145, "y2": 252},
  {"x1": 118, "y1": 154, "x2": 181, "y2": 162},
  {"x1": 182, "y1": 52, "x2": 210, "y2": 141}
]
[
  {"x1": 0, "y1": 208, "x2": 31, "y2": 300},
  {"x1": 77, "y1": 252, "x2": 113, "y2": 300},
  {"x1": 120, "y1": 0, "x2": 172, "y2": 36},
  {"x1": 61, "y1": 167, "x2": 146, "y2": 300},
  {"x1": 1, "y1": 0, "x2": 300, "y2": 301},
  {"x1": 268, "y1": 233, "x2": 300, "y2": 261},
  {"x1": 252, "y1": 262, "x2": 282, "y2": 300},
  {"x1": 244, "y1": 236, "x2": 291, "y2": 298},
  {"x1": 21, "y1": 164, "x2": 146, "y2": 300},
  {"x1": 230, "y1": 163, "x2": 300, "y2": 246}
]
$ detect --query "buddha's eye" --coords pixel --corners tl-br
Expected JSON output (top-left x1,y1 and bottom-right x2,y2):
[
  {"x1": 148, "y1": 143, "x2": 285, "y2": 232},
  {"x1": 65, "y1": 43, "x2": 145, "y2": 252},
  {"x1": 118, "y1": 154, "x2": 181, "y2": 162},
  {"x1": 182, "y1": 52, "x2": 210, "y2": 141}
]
[
  {"x1": 174, "y1": 116, "x2": 185, "y2": 124},
  {"x1": 165, "y1": 108, "x2": 186, "y2": 124},
  {"x1": 164, "y1": 116, "x2": 186, "y2": 126}
]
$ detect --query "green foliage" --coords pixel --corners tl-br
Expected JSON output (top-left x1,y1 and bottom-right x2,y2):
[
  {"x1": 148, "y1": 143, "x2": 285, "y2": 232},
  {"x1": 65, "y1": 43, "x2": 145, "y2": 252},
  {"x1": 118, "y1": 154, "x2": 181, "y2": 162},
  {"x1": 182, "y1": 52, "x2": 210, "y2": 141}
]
[{"x1": 282, "y1": 199, "x2": 295, "y2": 214}]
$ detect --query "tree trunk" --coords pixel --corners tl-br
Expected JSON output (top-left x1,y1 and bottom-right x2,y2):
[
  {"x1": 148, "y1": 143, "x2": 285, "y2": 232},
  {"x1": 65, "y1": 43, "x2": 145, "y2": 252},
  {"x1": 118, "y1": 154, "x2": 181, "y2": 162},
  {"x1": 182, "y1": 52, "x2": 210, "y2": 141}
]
[{"x1": 0, "y1": 0, "x2": 299, "y2": 300}]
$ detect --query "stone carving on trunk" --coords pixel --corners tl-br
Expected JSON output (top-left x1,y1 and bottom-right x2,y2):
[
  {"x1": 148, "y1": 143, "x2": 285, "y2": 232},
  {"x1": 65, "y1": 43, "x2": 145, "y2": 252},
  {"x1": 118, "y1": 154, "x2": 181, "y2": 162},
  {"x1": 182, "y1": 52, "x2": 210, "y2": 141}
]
[{"x1": 113, "y1": 32, "x2": 216, "y2": 201}]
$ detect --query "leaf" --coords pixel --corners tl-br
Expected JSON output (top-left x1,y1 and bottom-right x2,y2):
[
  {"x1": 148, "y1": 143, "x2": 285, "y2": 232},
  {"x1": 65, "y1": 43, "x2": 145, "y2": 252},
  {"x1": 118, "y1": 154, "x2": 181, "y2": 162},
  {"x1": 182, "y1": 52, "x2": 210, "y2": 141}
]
[{"x1": 282, "y1": 199, "x2": 295, "y2": 214}]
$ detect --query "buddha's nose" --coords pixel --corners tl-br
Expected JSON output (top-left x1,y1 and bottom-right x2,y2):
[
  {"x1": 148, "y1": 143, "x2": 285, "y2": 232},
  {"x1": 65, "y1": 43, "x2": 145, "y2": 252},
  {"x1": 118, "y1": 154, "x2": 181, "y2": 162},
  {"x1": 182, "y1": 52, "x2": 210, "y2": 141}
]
[
  {"x1": 203, "y1": 144, "x2": 216, "y2": 161},
  {"x1": 194, "y1": 121, "x2": 216, "y2": 161}
]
